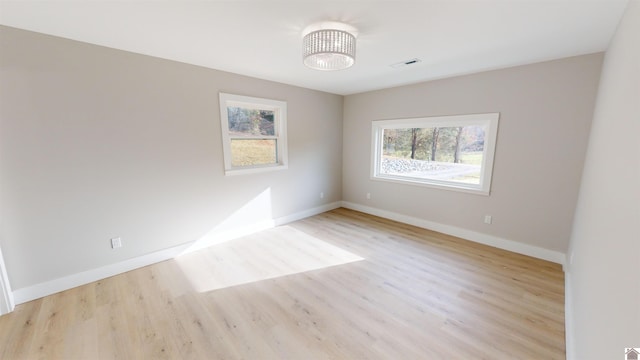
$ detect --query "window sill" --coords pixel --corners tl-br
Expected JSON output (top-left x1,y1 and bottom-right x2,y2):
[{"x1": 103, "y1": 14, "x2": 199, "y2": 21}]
[
  {"x1": 371, "y1": 174, "x2": 491, "y2": 196},
  {"x1": 224, "y1": 164, "x2": 288, "y2": 176}
]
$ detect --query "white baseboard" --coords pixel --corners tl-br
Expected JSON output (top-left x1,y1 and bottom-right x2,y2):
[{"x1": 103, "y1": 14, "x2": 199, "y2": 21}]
[
  {"x1": 0, "y1": 246, "x2": 15, "y2": 315},
  {"x1": 11, "y1": 201, "x2": 342, "y2": 305},
  {"x1": 180, "y1": 220, "x2": 277, "y2": 255},
  {"x1": 564, "y1": 271, "x2": 575, "y2": 360},
  {"x1": 274, "y1": 202, "x2": 341, "y2": 226},
  {"x1": 11, "y1": 200, "x2": 560, "y2": 305},
  {"x1": 12, "y1": 242, "x2": 192, "y2": 305},
  {"x1": 180, "y1": 202, "x2": 341, "y2": 255},
  {"x1": 341, "y1": 201, "x2": 566, "y2": 265}
]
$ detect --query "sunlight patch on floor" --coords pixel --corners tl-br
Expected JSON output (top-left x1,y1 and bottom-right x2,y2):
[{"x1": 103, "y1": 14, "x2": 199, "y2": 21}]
[{"x1": 174, "y1": 225, "x2": 363, "y2": 293}]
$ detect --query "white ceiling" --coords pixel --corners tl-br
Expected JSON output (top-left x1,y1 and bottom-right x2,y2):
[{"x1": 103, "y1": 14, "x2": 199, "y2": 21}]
[{"x1": 0, "y1": 0, "x2": 629, "y2": 95}]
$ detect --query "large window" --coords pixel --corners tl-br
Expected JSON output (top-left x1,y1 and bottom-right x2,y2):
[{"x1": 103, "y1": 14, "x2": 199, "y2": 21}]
[
  {"x1": 371, "y1": 113, "x2": 499, "y2": 194},
  {"x1": 219, "y1": 93, "x2": 288, "y2": 175}
]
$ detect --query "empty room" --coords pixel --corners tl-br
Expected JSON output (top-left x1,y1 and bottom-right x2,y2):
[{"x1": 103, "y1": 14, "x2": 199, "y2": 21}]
[{"x1": 0, "y1": 1, "x2": 638, "y2": 359}]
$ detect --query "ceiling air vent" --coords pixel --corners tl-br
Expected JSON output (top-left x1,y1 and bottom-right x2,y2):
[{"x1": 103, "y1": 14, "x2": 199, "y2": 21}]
[{"x1": 390, "y1": 58, "x2": 422, "y2": 69}]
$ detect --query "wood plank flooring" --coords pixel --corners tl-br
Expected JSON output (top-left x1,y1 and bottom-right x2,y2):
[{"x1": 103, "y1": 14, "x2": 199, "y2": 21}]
[{"x1": 0, "y1": 208, "x2": 566, "y2": 359}]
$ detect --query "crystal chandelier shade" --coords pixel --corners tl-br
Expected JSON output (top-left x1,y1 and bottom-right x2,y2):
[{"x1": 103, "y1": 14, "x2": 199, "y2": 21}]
[{"x1": 303, "y1": 29, "x2": 356, "y2": 71}]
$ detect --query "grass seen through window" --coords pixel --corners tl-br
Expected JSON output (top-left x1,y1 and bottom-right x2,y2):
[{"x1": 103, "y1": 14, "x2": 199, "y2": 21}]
[
  {"x1": 230, "y1": 139, "x2": 277, "y2": 167},
  {"x1": 219, "y1": 93, "x2": 288, "y2": 175}
]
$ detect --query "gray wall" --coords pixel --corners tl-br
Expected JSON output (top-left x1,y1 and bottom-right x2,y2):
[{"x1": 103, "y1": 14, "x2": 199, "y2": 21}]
[
  {"x1": 566, "y1": 1, "x2": 640, "y2": 358},
  {"x1": 0, "y1": 26, "x2": 343, "y2": 290},
  {"x1": 343, "y1": 54, "x2": 603, "y2": 254}
]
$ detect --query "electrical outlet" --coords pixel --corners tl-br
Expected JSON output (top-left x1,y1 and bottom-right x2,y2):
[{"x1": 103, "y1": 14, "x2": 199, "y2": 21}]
[
  {"x1": 366, "y1": 192, "x2": 371, "y2": 200},
  {"x1": 484, "y1": 215, "x2": 492, "y2": 224},
  {"x1": 111, "y1": 237, "x2": 122, "y2": 249},
  {"x1": 320, "y1": 192, "x2": 324, "y2": 199}
]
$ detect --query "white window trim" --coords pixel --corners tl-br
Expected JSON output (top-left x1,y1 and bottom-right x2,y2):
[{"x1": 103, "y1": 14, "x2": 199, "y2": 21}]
[
  {"x1": 219, "y1": 93, "x2": 288, "y2": 176},
  {"x1": 371, "y1": 113, "x2": 499, "y2": 195}
]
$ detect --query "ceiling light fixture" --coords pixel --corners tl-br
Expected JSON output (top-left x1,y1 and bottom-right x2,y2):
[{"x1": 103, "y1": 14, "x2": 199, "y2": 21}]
[{"x1": 303, "y1": 22, "x2": 357, "y2": 71}]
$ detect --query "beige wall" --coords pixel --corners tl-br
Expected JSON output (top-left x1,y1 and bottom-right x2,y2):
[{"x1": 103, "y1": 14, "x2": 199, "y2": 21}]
[
  {"x1": 343, "y1": 54, "x2": 603, "y2": 255},
  {"x1": 566, "y1": 1, "x2": 640, "y2": 358},
  {"x1": 0, "y1": 26, "x2": 343, "y2": 291}
]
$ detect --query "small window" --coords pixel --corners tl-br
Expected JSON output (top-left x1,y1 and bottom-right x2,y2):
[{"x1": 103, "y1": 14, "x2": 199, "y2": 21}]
[
  {"x1": 219, "y1": 93, "x2": 288, "y2": 175},
  {"x1": 371, "y1": 113, "x2": 499, "y2": 195}
]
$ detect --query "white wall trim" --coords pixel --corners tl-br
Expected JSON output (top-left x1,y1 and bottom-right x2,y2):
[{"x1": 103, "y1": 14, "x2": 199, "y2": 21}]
[
  {"x1": 180, "y1": 220, "x2": 277, "y2": 255},
  {"x1": 12, "y1": 242, "x2": 192, "y2": 305},
  {"x1": 11, "y1": 201, "x2": 342, "y2": 305},
  {"x1": 12, "y1": 200, "x2": 561, "y2": 306},
  {"x1": 0, "y1": 246, "x2": 15, "y2": 315},
  {"x1": 274, "y1": 202, "x2": 341, "y2": 226},
  {"x1": 180, "y1": 202, "x2": 341, "y2": 255},
  {"x1": 564, "y1": 270, "x2": 575, "y2": 360},
  {"x1": 341, "y1": 201, "x2": 567, "y2": 265}
]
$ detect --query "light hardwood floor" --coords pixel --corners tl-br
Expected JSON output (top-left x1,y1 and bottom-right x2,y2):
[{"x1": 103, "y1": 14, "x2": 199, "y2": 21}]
[{"x1": 0, "y1": 208, "x2": 565, "y2": 359}]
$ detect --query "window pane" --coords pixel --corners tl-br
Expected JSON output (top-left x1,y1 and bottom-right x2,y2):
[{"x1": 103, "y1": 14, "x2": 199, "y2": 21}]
[
  {"x1": 230, "y1": 139, "x2": 277, "y2": 167},
  {"x1": 381, "y1": 126, "x2": 486, "y2": 185},
  {"x1": 227, "y1": 107, "x2": 275, "y2": 137}
]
